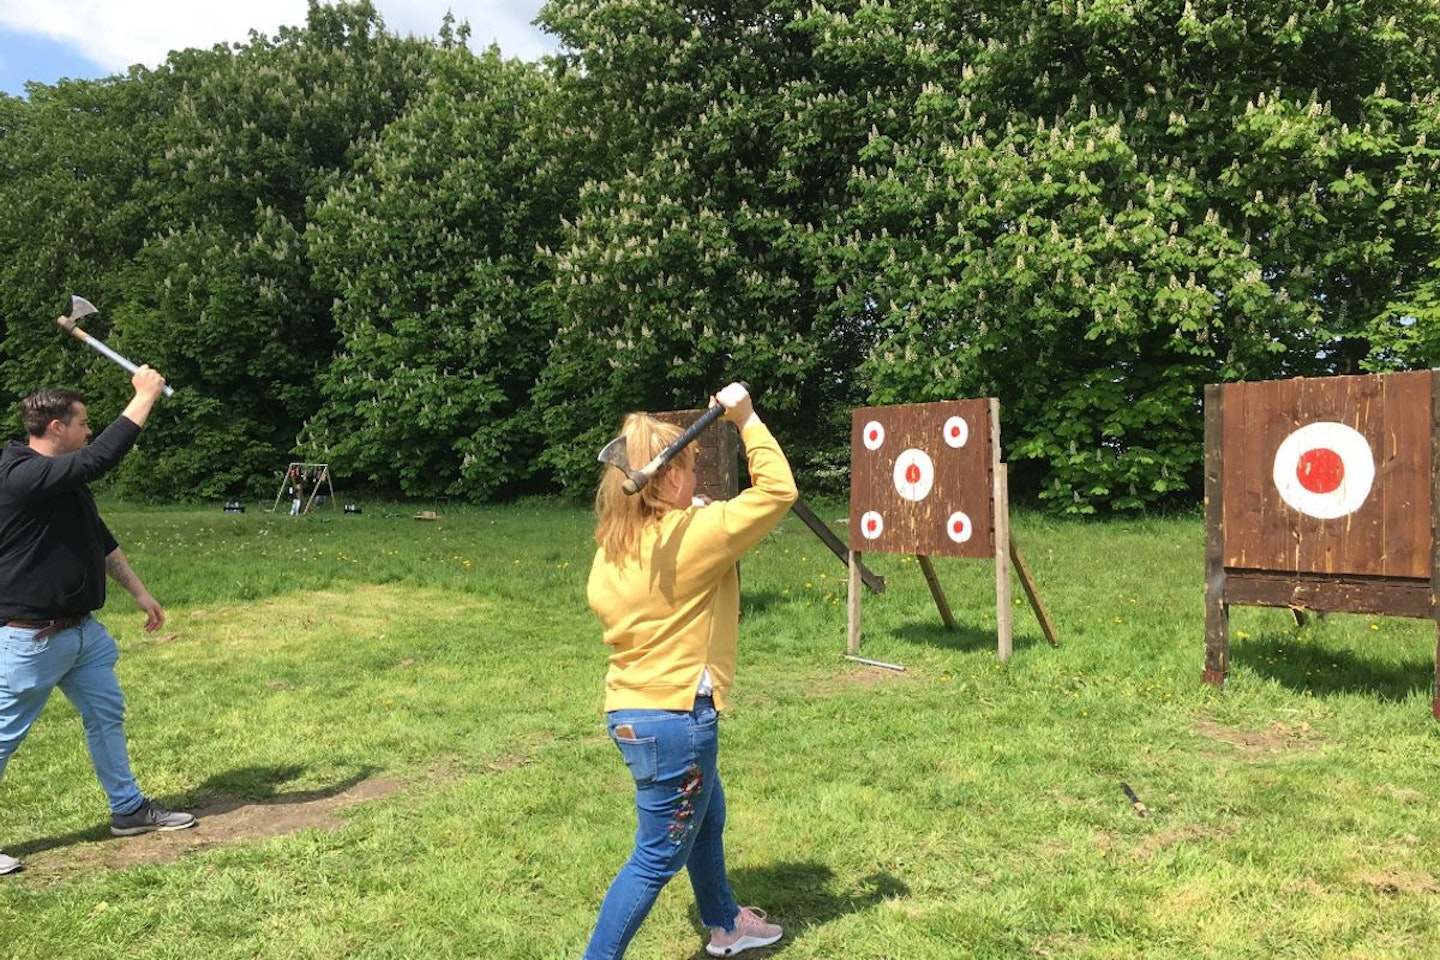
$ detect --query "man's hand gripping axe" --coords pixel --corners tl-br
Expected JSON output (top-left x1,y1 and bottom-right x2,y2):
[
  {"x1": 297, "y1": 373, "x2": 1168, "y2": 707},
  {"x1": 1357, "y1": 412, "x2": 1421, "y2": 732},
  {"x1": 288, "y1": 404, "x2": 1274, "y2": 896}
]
[
  {"x1": 597, "y1": 382, "x2": 746, "y2": 495},
  {"x1": 57, "y1": 296, "x2": 174, "y2": 397}
]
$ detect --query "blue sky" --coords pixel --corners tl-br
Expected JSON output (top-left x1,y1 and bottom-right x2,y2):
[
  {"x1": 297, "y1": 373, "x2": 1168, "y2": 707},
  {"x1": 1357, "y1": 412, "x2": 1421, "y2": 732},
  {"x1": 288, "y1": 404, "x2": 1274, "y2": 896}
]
[
  {"x1": 0, "y1": 30, "x2": 109, "y2": 96},
  {"x1": 0, "y1": 1, "x2": 560, "y2": 98}
]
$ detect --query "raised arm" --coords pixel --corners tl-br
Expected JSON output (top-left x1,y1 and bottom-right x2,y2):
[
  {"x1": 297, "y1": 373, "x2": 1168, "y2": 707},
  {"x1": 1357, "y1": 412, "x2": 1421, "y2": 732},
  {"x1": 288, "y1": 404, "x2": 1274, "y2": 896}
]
[{"x1": 119, "y1": 365, "x2": 167, "y2": 429}]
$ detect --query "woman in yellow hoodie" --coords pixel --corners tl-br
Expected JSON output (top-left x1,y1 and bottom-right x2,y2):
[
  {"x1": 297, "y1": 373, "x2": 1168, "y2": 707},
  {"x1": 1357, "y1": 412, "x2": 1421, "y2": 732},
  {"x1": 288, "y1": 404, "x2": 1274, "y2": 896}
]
[{"x1": 582, "y1": 382, "x2": 798, "y2": 960}]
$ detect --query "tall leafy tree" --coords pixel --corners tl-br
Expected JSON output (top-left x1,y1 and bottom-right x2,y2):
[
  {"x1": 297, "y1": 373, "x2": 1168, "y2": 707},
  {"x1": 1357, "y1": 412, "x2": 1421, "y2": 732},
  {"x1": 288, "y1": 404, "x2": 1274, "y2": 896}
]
[
  {"x1": 534, "y1": 0, "x2": 890, "y2": 495},
  {"x1": 848, "y1": 0, "x2": 1440, "y2": 511},
  {"x1": 106, "y1": 1, "x2": 439, "y2": 499},
  {"x1": 302, "y1": 42, "x2": 573, "y2": 498},
  {"x1": 0, "y1": 72, "x2": 177, "y2": 420}
]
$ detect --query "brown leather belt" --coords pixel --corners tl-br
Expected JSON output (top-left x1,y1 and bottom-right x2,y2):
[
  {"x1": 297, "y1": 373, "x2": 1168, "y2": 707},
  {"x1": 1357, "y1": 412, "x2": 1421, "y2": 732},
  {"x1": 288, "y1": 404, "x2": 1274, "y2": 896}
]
[{"x1": 5, "y1": 615, "x2": 87, "y2": 640}]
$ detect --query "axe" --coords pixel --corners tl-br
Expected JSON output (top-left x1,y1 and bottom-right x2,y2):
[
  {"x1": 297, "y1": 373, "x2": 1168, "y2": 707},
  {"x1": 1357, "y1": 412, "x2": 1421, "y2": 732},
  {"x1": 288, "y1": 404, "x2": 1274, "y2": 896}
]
[
  {"x1": 57, "y1": 296, "x2": 174, "y2": 397},
  {"x1": 597, "y1": 382, "x2": 747, "y2": 495}
]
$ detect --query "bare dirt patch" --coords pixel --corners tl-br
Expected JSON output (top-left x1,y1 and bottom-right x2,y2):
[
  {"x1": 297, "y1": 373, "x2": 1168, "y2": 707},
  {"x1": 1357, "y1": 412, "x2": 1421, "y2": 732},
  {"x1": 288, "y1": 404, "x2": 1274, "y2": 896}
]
[
  {"x1": 831, "y1": 658, "x2": 916, "y2": 689},
  {"x1": 1129, "y1": 820, "x2": 1241, "y2": 862},
  {"x1": 18, "y1": 777, "x2": 403, "y2": 879},
  {"x1": 1194, "y1": 718, "x2": 1323, "y2": 758},
  {"x1": 1354, "y1": 866, "x2": 1440, "y2": 895}
]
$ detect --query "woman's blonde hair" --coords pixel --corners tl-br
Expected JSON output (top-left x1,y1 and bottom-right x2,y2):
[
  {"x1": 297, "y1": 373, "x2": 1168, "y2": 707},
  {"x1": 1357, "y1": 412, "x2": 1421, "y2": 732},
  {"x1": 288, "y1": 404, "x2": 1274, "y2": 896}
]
[{"x1": 595, "y1": 413, "x2": 697, "y2": 562}]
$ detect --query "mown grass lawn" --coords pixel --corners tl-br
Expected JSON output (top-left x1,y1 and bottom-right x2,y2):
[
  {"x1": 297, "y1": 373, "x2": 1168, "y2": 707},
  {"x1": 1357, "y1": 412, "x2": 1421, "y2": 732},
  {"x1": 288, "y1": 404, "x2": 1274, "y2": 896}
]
[{"x1": 1, "y1": 499, "x2": 1437, "y2": 959}]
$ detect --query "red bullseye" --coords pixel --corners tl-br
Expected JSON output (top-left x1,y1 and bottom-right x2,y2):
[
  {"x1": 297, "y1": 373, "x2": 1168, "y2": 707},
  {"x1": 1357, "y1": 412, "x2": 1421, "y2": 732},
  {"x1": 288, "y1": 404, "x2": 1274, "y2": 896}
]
[
  {"x1": 1272, "y1": 421, "x2": 1374, "y2": 519},
  {"x1": 946, "y1": 510, "x2": 973, "y2": 544},
  {"x1": 862, "y1": 420, "x2": 885, "y2": 451},
  {"x1": 892, "y1": 449, "x2": 935, "y2": 501},
  {"x1": 1297, "y1": 448, "x2": 1344, "y2": 494},
  {"x1": 860, "y1": 510, "x2": 884, "y2": 540},
  {"x1": 942, "y1": 415, "x2": 969, "y2": 449}
]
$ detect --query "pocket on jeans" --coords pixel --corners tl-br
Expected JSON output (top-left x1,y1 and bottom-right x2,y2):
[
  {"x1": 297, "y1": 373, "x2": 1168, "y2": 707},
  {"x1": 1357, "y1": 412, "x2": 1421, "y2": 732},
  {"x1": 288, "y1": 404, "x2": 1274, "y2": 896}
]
[
  {"x1": 612, "y1": 733, "x2": 659, "y2": 785},
  {"x1": 0, "y1": 635, "x2": 50, "y2": 694}
]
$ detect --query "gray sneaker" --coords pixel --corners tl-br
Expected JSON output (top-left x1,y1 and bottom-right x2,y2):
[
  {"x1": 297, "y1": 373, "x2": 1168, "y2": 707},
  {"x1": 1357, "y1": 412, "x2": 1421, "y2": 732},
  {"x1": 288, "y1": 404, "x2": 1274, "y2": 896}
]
[
  {"x1": 0, "y1": 851, "x2": 21, "y2": 875},
  {"x1": 110, "y1": 799, "x2": 198, "y2": 837}
]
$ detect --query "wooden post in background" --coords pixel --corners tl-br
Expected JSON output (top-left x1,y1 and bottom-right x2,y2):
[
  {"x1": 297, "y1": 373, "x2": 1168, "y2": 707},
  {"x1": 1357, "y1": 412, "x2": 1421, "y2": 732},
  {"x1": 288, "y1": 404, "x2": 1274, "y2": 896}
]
[{"x1": 847, "y1": 550, "x2": 863, "y2": 656}]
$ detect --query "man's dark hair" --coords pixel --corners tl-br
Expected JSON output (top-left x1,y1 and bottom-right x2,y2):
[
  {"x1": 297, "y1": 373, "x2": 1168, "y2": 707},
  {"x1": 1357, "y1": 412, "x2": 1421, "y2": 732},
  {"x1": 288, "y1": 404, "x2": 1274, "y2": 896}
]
[{"x1": 21, "y1": 388, "x2": 86, "y2": 437}]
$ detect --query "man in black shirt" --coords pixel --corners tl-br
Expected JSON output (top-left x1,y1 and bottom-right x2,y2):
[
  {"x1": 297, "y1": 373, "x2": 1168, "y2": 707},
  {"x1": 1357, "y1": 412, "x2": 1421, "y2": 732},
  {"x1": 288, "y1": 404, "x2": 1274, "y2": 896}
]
[{"x1": 0, "y1": 367, "x2": 196, "y2": 875}]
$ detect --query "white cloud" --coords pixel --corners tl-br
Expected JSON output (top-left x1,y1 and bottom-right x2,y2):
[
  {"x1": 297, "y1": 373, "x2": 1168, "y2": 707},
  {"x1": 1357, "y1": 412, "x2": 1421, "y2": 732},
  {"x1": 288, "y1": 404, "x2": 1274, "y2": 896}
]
[{"x1": 0, "y1": 0, "x2": 556, "y2": 72}]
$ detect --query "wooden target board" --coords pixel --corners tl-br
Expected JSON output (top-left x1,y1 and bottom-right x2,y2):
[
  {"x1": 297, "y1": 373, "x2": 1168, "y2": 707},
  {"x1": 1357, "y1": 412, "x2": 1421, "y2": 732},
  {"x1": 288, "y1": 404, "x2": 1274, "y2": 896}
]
[
  {"x1": 652, "y1": 409, "x2": 740, "y2": 501},
  {"x1": 1203, "y1": 370, "x2": 1440, "y2": 718},
  {"x1": 849, "y1": 399, "x2": 996, "y2": 557},
  {"x1": 846, "y1": 399, "x2": 1057, "y2": 663}
]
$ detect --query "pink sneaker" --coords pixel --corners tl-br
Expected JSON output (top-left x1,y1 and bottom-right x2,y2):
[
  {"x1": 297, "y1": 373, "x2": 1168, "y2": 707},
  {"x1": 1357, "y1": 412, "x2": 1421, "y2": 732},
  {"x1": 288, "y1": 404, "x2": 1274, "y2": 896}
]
[{"x1": 706, "y1": 906, "x2": 783, "y2": 956}]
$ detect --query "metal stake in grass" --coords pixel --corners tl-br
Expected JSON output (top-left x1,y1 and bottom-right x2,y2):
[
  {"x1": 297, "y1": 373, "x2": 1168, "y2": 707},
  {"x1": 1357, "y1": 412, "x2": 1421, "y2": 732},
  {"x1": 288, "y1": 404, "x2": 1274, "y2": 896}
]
[{"x1": 841, "y1": 654, "x2": 905, "y2": 671}]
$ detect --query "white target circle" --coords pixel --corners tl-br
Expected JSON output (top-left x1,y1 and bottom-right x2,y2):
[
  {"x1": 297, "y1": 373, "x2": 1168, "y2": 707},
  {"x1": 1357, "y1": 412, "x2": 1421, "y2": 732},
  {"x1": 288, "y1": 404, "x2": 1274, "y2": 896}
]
[
  {"x1": 942, "y1": 416, "x2": 969, "y2": 449},
  {"x1": 859, "y1": 510, "x2": 884, "y2": 540},
  {"x1": 862, "y1": 421, "x2": 886, "y2": 451},
  {"x1": 892, "y1": 448, "x2": 935, "y2": 502},
  {"x1": 1271, "y1": 421, "x2": 1375, "y2": 519},
  {"x1": 946, "y1": 511, "x2": 974, "y2": 543}
]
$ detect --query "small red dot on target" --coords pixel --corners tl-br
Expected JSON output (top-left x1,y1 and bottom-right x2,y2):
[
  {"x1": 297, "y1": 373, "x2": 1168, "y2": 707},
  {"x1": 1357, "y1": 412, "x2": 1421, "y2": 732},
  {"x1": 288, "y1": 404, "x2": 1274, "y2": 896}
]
[
  {"x1": 952, "y1": 519, "x2": 966, "y2": 535},
  {"x1": 868, "y1": 429, "x2": 879, "y2": 442},
  {"x1": 1297, "y1": 448, "x2": 1344, "y2": 495},
  {"x1": 905, "y1": 463, "x2": 921, "y2": 484},
  {"x1": 950, "y1": 426, "x2": 960, "y2": 438},
  {"x1": 866, "y1": 518, "x2": 878, "y2": 533}
]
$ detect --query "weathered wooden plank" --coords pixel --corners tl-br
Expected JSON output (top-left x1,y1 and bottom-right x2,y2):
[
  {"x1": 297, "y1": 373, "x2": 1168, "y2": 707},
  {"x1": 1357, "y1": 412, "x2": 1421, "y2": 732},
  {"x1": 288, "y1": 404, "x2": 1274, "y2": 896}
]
[{"x1": 1222, "y1": 571, "x2": 1432, "y2": 618}]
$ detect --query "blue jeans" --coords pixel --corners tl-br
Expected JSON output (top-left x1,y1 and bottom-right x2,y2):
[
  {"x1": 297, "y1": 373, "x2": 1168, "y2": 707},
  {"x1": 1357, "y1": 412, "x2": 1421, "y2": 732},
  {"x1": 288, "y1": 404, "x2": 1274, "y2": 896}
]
[
  {"x1": 582, "y1": 696, "x2": 741, "y2": 960},
  {"x1": 0, "y1": 616, "x2": 144, "y2": 814}
]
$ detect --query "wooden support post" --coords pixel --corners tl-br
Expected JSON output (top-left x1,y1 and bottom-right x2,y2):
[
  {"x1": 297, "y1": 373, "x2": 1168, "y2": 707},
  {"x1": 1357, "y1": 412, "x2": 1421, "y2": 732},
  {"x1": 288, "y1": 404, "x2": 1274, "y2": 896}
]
[
  {"x1": 916, "y1": 554, "x2": 956, "y2": 630},
  {"x1": 792, "y1": 499, "x2": 885, "y2": 593},
  {"x1": 994, "y1": 463, "x2": 1013, "y2": 662},
  {"x1": 1202, "y1": 385, "x2": 1229, "y2": 687},
  {"x1": 1433, "y1": 623, "x2": 1440, "y2": 721},
  {"x1": 1009, "y1": 534, "x2": 1059, "y2": 647},
  {"x1": 1431, "y1": 374, "x2": 1440, "y2": 719},
  {"x1": 847, "y1": 550, "x2": 863, "y2": 656}
]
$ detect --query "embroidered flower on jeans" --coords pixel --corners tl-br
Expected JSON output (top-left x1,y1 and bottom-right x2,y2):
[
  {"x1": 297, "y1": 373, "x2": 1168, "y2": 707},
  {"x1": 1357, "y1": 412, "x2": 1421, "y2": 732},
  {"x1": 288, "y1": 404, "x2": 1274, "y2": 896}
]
[{"x1": 667, "y1": 765, "x2": 703, "y2": 843}]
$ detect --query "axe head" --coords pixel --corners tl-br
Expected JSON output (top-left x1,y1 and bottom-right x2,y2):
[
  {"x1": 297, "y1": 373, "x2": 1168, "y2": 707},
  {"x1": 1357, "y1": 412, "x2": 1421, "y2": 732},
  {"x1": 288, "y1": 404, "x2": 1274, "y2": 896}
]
[
  {"x1": 597, "y1": 435, "x2": 649, "y2": 495},
  {"x1": 69, "y1": 295, "x2": 98, "y2": 321},
  {"x1": 58, "y1": 295, "x2": 98, "y2": 332}
]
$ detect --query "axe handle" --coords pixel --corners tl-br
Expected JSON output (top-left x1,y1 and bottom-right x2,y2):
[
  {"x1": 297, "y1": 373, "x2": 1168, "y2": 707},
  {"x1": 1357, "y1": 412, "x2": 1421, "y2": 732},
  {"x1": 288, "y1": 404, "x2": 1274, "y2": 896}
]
[
  {"x1": 58, "y1": 318, "x2": 175, "y2": 397},
  {"x1": 624, "y1": 402, "x2": 727, "y2": 495},
  {"x1": 623, "y1": 381, "x2": 749, "y2": 495}
]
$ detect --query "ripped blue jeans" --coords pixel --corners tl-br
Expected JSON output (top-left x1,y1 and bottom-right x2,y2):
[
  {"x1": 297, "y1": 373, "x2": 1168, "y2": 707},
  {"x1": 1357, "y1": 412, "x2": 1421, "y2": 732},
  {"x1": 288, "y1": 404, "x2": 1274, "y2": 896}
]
[{"x1": 582, "y1": 696, "x2": 740, "y2": 960}]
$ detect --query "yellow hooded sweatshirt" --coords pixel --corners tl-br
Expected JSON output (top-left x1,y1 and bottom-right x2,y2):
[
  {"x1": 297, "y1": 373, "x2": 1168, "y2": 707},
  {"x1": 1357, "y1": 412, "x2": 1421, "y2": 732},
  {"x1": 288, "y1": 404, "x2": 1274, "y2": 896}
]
[{"x1": 588, "y1": 420, "x2": 798, "y2": 712}]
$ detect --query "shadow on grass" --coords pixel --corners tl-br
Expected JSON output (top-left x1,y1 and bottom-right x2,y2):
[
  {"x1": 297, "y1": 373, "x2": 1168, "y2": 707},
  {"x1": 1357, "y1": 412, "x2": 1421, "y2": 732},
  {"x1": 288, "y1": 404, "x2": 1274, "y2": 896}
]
[
  {"x1": 192, "y1": 763, "x2": 382, "y2": 809},
  {"x1": 7, "y1": 763, "x2": 379, "y2": 858},
  {"x1": 1234, "y1": 632, "x2": 1432, "y2": 702},
  {"x1": 894, "y1": 619, "x2": 1044, "y2": 654},
  {"x1": 742, "y1": 589, "x2": 789, "y2": 618},
  {"x1": 684, "y1": 861, "x2": 909, "y2": 957}
]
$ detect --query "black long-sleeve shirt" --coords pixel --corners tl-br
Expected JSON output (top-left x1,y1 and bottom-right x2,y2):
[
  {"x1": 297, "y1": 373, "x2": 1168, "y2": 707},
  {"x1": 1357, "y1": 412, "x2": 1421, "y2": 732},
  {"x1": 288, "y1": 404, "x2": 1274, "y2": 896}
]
[{"x1": 0, "y1": 416, "x2": 140, "y2": 619}]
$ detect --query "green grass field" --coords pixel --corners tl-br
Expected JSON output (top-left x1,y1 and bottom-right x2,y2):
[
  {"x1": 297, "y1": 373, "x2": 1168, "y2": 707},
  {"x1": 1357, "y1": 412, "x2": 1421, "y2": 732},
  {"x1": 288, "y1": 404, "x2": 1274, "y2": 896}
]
[{"x1": 1, "y1": 499, "x2": 1437, "y2": 959}]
